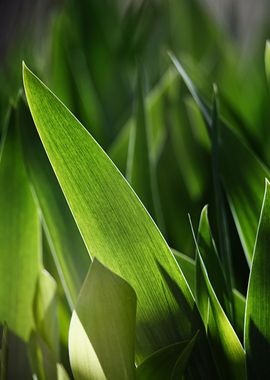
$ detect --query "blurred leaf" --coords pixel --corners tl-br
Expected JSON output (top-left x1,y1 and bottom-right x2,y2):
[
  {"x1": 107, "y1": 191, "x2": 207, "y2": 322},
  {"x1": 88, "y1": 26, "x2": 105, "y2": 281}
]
[
  {"x1": 126, "y1": 67, "x2": 164, "y2": 230},
  {"x1": 29, "y1": 332, "x2": 58, "y2": 380},
  {"x1": 109, "y1": 67, "x2": 178, "y2": 172},
  {"x1": 264, "y1": 40, "x2": 270, "y2": 90},
  {"x1": 57, "y1": 363, "x2": 70, "y2": 380},
  {"x1": 0, "y1": 104, "x2": 40, "y2": 340},
  {"x1": 170, "y1": 52, "x2": 270, "y2": 264},
  {"x1": 69, "y1": 259, "x2": 136, "y2": 380},
  {"x1": 23, "y1": 64, "x2": 216, "y2": 376},
  {"x1": 245, "y1": 179, "x2": 270, "y2": 379},
  {"x1": 136, "y1": 332, "x2": 198, "y2": 380},
  {"x1": 211, "y1": 87, "x2": 233, "y2": 290},
  {"x1": 190, "y1": 217, "x2": 246, "y2": 379},
  {"x1": 33, "y1": 269, "x2": 59, "y2": 358},
  {"x1": 20, "y1": 100, "x2": 89, "y2": 308}
]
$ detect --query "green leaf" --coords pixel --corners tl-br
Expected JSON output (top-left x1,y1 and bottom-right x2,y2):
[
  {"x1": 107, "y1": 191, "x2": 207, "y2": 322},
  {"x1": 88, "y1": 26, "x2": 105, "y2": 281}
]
[
  {"x1": 28, "y1": 332, "x2": 58, "y2": 380},
  {"x1": 126, "y1": 69, "x2": 155, "y2": 215},
  {"x1": 172, "y1": 250, "x2": 195, "y2": 295},
  {"x1": 33, "y1": 269, "x2": 59, "y2": 358},
  {"x1": 245, "y1": 179, "x2": 270, "y2": 379},
  {"x1": 136, "y1": 332, "x2": 198, "y2": 380},
  {"x1": 196, "y1": 206, "x2": 231, "y2": 324},
  {"x1": 170, "y1": 52, "x2": 270, "y2": 264},
  {"x1": 190, "y1": 217, "x2": 246, "y2": 379},
  {"x1": 126, "y1": 67, "x2": 164, "y2": 231},
  {"x1": 57, "y1": 363, "x2": 70, "y2": 380},
  {"x1": 264, "y1": 40, "x2": 270, "y2": 89},
  {"x1": 232, "y1": 289, "x2": 245, "y2": 341},
  {"x1": 20, "y1": 100, "x2": 89, "y2": 308},
  {"x1": 210, "y1": 87, "x2": 233, "y2": 290},
  {"x1": 109, "y1": 67, "x2": 177, "y2": 173},
  {"x1": 23, "y1": 63, "x2": 205, "y2": 363},
  {"x1": 0, "y1": 105, "x2": 40, "y2": 340},
  {"x1": 69, "y1": 259, "x2": 136, "y2": 380}
]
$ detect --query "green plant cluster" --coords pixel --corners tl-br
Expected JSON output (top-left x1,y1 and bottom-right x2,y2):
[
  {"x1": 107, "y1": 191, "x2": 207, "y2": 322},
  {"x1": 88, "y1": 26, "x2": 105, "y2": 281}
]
[{"x1": 1, "y1": 0, "x2": 270, "y2": 379}]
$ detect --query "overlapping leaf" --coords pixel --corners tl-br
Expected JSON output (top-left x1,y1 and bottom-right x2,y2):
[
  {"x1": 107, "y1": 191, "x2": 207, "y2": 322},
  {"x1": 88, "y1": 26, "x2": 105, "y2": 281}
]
[
  {"x1": 0, "y1": 104, "x2": 40, "y2": 340},
  {"x1": 245, "y1": 179, "x2": 270, "y2": 379},
  {"x1": 23, "y1": 64, "x2": 216, "y2": 376},
  {"x1": 69, "y1": 259, "x2": 136, "y2": 380},
  {"x1": 170, "y1": 52, "x2": 270, "y2": 264}
]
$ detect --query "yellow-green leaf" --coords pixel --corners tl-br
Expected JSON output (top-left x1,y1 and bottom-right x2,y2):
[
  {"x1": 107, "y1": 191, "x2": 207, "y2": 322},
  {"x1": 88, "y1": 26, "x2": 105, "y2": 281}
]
[
  {"x1": 245, "y1": 179, "x2": 270, "y2": 379},
  {"x1": 69, "y1": 259, "x2": 136, "y2": 380}
]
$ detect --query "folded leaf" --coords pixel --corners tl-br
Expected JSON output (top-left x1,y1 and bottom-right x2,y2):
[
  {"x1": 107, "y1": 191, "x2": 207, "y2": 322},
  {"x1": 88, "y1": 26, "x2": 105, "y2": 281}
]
[
  {"x1": 0, "y1": 105, "x2": 40, "y2": 340},
  {"x1": 69, "y1": 259, "x2": 136, "y2": 380},
  {"x1": 245, "y1": 179, "x2": 270, "y2": 379}
]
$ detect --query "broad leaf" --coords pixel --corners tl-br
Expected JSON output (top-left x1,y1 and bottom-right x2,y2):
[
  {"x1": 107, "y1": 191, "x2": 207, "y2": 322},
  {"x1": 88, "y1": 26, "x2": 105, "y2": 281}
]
[
  {"x1": 245, "y1": 179, "x2": 270, "y2": 379},
  {"x1": 69, "y1": 259, "x2": 136, "y2": 380},
  {"x1": 0, "y1": 105, "x2": 40, "y2": 340},
  {"x1": 23, "y1": 64, "x2": 210, "y2": 368}
]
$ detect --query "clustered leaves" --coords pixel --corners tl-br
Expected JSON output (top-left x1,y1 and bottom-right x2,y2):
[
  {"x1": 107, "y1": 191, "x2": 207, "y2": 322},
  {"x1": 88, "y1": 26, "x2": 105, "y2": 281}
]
[{"x1": 1, "y1": 1, "x2": 270, "y2": 379}]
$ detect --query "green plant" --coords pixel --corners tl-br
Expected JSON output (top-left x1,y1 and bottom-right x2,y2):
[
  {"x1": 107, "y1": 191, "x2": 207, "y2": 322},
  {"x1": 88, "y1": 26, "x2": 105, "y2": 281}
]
[{"x1": 2, "y1": 1, "x2": 270, "y2": 379}]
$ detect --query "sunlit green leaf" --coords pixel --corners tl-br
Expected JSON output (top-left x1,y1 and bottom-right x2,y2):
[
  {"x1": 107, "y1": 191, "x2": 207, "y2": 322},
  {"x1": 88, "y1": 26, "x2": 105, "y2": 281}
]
[
  {"x1": 196, "y1": 206, "x2": 231, "y2": 324},
  {"x1": 245, "y1": 179, "x2": 270, "y2": 379},
  {"x1": 190, "y1": 216, "x2": 246, "y2": 379},
  {"x1": 264, "y1": 40, "x2": 270, "y2": 89},
  {"x1": 23, "y1": 64, "x2": 212, "y2": 370},
  {"x1": 69, "y1": 259, "x2": 136, "y2": 380},
  {"x1": 33, "y1": 269, "x2": 59, "y2": 358}
]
